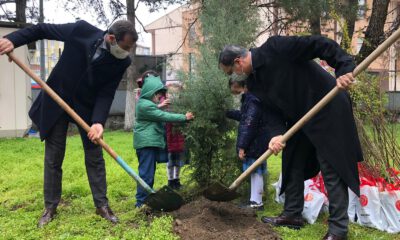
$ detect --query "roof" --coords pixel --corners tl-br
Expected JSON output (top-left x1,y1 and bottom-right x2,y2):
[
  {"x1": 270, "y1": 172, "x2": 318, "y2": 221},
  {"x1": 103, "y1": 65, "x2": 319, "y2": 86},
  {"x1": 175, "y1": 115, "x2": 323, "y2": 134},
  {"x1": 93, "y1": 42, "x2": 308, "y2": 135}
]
[{"x1": 145, "y1": 5, "x2": 193, "y2": 31}]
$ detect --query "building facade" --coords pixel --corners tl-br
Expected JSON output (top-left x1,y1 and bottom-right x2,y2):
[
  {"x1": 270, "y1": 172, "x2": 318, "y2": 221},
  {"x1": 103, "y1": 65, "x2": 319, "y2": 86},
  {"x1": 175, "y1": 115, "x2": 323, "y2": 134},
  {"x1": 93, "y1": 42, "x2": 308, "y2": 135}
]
[{"x1": 146, "y1": 1, "x2": 400, "y2": 93}]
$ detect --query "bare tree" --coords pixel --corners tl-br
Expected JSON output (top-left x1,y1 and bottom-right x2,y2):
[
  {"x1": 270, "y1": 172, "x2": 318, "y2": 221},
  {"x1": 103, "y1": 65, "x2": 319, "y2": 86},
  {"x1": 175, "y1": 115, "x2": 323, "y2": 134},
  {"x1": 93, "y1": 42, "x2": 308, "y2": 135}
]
[
  {"x1": 356, "y1": 0, "x2": 391, "y2": 63},
  {"x1": 123, "y1": 0, "x2": 137, "y2": 131}
]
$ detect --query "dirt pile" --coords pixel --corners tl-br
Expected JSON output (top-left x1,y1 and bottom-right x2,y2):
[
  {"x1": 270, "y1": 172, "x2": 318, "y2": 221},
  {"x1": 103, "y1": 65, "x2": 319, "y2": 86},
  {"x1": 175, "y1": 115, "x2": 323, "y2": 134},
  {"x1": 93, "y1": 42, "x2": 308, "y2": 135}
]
[{"x1": 171, "y1": 197, "x2": 280, "y2": 240}]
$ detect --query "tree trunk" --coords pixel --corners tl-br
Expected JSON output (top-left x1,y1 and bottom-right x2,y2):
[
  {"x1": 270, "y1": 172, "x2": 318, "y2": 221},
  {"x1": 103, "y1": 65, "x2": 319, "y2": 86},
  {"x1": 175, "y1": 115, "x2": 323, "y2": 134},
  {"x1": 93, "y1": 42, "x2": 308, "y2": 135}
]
[
  {"x1": 124, "y1": 0, "x2": 138, "y2": 131},
  {"x1": 356, "y1": 0, "x2": 390, "y2": 63},
  {"x1": 309, "y1": 0, "x2": 321, "y2": 35},
  {"x1": 309, "y1": 16, "x2": 321, "y2": 35},
  {"x1": 15, "y1": 0, "x2": 26, "y2": 22}
]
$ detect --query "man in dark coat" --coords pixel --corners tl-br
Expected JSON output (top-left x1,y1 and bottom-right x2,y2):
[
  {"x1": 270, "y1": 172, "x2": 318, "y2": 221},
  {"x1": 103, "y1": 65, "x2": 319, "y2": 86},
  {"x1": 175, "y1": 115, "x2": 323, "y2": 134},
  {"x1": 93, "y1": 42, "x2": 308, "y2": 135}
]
[
  {"x1": 0, "y1": 20, "x2": 137, "y2": 227},
  {"x1": 218, "y1": 36, "x2": 363, "y2": 240}
]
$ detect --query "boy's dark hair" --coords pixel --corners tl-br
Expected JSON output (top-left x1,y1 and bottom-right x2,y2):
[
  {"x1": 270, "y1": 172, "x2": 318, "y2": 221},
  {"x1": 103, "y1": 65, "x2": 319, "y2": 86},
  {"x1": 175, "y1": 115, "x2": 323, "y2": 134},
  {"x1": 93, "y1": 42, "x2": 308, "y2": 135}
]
[
  {"x1": 141, "y1": 70, "x2": 159, "y2": 82},
  {"x1": 155, "y1": 89, "x2": 167, "y2": 96},
  {"x1": 108, "y1": 20, "x2": 138, "y2": 42},
  {"x1": 228, "y1": 78, "x2": 246, "y2": 88},
  {"x1": 218, "y1": 45, "x2": 248, "y2": 66}
]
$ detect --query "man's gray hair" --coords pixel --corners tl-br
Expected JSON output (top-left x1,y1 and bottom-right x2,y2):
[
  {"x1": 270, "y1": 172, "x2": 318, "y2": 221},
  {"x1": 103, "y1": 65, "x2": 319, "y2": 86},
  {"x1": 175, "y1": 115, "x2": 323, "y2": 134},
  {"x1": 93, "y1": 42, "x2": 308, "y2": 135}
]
[
  {"x1": 108, "y1": 20, "x2": 138, "y2": 42},
  {"x1": 218, "y1": 45, "x2": 248, "y2": 66}
]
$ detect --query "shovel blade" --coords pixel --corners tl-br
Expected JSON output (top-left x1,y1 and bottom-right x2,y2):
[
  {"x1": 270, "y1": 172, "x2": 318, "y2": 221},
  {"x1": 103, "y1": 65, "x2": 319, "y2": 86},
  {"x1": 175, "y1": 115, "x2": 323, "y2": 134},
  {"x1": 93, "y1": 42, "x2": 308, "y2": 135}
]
[
  {"x1": 203, "y1": 182, "x2": 241, "y2": 202},
  {"x1": 144, "y1": 185, "x2": 184, "y2": 211}
]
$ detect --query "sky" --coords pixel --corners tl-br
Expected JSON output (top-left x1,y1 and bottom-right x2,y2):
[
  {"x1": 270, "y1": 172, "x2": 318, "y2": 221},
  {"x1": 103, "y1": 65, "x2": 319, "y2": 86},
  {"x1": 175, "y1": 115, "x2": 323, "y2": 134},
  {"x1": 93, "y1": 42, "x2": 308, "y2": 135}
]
[{"x1": 1, "y1": 0, "x2": 183, "y2": 48}]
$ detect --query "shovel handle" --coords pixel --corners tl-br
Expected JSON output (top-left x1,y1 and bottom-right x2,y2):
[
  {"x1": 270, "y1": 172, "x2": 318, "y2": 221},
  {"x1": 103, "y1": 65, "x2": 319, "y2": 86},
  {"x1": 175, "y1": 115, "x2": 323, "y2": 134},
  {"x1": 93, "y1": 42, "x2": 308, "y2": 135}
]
[
  {"x1": 229, "y1": 27, "x2": 400, "y2": 190},
  {"x1": 7, "y1": 52, "x2": 156, "y2": 194}
]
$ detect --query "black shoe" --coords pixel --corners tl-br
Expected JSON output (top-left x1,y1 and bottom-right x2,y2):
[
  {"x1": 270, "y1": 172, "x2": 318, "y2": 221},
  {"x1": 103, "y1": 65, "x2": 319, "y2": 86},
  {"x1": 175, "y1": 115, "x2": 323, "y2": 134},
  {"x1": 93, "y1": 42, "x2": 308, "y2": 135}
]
[
  {"x1": 168, "y1": 180, "x2": 175, "y2": 188},
  {"x1": 261, "y1": 214, "x2": 305, "y2": 229},
  {"x1": 174, "y1": 179, "x2": 182, "y2": 189},
  {"x1": 96, "y1": 205, "x2": 118, "y2": 224},
  {"x1": 239, "y1": 201, "x2": 264, "y2": 211},
  {"x1": 37, "y1": 208, "x2": 57, "y2": 228}
]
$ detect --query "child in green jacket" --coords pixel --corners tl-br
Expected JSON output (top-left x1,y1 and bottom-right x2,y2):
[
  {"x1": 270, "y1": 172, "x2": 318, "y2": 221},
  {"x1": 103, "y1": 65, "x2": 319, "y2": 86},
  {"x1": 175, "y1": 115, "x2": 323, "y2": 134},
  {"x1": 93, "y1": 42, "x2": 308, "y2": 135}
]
[{"x1": 133, "y1": 73, "x2": 194, "y2": 208}]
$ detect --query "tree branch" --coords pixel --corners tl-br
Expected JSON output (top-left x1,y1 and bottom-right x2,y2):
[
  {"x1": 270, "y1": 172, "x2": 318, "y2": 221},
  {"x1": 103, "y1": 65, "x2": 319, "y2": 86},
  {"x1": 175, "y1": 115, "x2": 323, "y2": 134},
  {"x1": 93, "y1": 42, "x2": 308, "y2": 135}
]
[
  {"x1": 135, "y1": 15, "x2": 148, "y2": 33},
  {"x1": 256, "y1": 17, "x2": 289, "y2": 38},
  {"x1": 0, "y1": 2, "x2": 12, "y2": 21},
  {"x1": 169, "y1": 16, "x2": 198, "y2": 57},
  {"x1": 255, "y1": 2, "x2": 277, "y2": 8},
  {"x1": 135, "y1": 0, "x2": 140, "y2": 11}
]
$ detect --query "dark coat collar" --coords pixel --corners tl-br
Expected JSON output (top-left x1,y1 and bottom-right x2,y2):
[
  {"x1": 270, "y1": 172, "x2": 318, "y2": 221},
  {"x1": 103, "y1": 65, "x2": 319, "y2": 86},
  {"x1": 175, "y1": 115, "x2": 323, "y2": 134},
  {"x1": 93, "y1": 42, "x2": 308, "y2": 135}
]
[{"x1": 250, "y1": 47, "x2": 265, "y2": 70}]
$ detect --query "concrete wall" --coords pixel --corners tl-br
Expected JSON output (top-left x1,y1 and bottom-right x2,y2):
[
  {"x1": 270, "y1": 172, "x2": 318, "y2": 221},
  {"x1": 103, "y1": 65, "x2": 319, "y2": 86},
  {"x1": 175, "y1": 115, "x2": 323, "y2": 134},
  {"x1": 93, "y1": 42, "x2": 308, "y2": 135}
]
[
  {"x1": 387, "y1": 92, "x2": 400, "y2": 112},
  {"x1": 0, "y1": 26, "x2": 31, "y2": 138}
]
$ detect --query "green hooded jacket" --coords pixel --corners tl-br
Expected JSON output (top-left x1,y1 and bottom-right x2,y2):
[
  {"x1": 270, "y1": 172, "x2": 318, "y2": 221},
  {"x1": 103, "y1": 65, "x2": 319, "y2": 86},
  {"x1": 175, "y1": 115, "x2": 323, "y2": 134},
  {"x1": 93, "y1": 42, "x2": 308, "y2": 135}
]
[{"x1": 133, "y1": 76, "x2": 187, "y2": 149}]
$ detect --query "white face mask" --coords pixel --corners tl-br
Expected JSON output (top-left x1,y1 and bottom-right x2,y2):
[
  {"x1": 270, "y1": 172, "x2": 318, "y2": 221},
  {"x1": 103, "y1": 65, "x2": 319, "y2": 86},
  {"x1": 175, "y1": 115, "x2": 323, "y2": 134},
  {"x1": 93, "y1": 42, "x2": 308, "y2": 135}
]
[
  {"x1": 230, "y1": 64, "x2": 248, "y2": 82},
  {"x1": 110, "y1": 41, "x2": 130, "y2": 59}
]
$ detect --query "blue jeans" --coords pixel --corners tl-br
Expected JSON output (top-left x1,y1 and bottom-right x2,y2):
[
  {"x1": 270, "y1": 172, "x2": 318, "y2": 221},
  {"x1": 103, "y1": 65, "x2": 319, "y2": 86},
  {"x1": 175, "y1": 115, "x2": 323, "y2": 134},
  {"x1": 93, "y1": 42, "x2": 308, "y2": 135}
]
[
  {"x1": 242, "y1": 157, "x2": 267, "y2": 175},
  {"x1": 135, "y1": 147, "x2": 160, "y2": 207}
]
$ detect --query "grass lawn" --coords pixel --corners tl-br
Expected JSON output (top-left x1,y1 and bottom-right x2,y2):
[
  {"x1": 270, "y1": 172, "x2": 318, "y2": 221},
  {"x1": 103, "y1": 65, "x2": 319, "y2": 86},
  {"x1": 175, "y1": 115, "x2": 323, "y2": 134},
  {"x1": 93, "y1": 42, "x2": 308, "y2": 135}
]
[{"x1": 0, "y1": 130, "x2": 398, "y2": 239}]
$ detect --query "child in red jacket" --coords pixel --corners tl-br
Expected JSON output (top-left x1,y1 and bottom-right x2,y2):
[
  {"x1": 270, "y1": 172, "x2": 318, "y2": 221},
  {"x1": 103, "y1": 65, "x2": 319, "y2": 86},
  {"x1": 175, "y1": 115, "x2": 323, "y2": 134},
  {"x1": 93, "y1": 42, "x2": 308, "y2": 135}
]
[
  {"x1": 165, "y1": 84, "x2": 187, "y2": 189},
  {"x1": 166, "y1": 122, "x2": 186, "y2": 189}
]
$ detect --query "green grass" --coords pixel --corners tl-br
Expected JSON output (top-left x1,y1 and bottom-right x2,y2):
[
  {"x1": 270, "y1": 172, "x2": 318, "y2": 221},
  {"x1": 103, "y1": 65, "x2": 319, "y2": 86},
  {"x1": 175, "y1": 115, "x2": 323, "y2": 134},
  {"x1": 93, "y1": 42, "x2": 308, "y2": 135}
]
[{"x1": 0, "y1": 130, "x2": 398, "y2": 239}]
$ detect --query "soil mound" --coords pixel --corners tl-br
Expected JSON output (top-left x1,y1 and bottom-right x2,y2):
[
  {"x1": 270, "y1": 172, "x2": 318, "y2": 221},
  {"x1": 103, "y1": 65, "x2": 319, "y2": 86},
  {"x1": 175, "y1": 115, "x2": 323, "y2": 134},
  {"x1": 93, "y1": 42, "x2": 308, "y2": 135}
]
[{"x1": 171, "y1": 197, "x2": 280, "y2": 240}]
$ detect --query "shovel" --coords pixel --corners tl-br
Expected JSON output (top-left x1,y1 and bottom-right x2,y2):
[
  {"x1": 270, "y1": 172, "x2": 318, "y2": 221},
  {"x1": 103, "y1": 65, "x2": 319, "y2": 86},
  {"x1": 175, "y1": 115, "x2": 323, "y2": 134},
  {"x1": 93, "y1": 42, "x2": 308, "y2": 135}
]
[
  {"x1": 7, "y1": 52, "x2": 184, "y2": 211},
  {"x1": 204, "y1": 27, "x2": 400, "y2": 202}
]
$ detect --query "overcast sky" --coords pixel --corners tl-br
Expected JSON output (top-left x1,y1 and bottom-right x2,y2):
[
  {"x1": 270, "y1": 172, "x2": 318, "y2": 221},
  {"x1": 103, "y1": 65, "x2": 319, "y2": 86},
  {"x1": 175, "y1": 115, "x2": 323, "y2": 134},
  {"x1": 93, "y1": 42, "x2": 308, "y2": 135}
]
[{"x1": 1, "y1": 1, "x2": 182, "y2": 47}]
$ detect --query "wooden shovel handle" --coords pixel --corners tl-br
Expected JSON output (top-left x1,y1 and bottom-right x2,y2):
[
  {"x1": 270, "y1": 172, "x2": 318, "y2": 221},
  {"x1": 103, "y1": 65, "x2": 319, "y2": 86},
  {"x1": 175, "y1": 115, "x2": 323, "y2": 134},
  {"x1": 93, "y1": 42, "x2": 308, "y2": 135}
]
[
  {"x1": 229, "y1": 27, "x2": 400, "y2": 190},
  {"x1": 7, "y1": 52, "x2": 116, "y2": 157},
  {"x1": 7, "y1": 52, "x2": 156, "y2": 194}
]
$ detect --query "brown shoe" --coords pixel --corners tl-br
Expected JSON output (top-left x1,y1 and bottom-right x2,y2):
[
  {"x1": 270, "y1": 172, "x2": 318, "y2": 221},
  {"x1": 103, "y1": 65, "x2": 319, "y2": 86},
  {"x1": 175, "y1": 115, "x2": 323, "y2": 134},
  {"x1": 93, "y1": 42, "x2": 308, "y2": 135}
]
[
  {"x1": 37, "y1": 208, "x2": 57, "y2": 228},
  {"x1": 261, "y1": 214, "x2": 305, "y2": 229},
  {"x1": 322, "y1": 233, "x2": 347, "y2": 240},
  {"x1": 96, "y1": 205, "x2": 118, "y2": 224}
]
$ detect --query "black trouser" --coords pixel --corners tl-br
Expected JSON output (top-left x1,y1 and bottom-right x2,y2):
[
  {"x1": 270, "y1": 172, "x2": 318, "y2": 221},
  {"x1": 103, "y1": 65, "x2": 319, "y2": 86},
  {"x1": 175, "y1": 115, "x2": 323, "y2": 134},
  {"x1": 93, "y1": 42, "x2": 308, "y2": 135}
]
[
  {"x1": 283, "y1": 135, "x2": 349, "y2": 237},
  {"x1": 43, "y1": 114, "x2": 108, "y2": 209}
]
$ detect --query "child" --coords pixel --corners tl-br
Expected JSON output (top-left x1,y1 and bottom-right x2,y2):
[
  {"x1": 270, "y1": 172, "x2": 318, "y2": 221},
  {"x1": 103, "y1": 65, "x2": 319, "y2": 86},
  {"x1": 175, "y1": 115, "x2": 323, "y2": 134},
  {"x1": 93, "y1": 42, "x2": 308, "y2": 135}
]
[
  {"x1": 136, "y1": 70, "x2": 171, "y2": 109},
  {"x1": 226, "y1": 78, "x2": 270, "y2": 210},
  {"x1": 166, "y1": 122, "x2": 186, "y2": 189},
  {"x1": 165, "y1": 85, "x2": 187, "y2": 189},
  {"x1": 133, "y1": 73, "x2": 194, "y2": 208}
]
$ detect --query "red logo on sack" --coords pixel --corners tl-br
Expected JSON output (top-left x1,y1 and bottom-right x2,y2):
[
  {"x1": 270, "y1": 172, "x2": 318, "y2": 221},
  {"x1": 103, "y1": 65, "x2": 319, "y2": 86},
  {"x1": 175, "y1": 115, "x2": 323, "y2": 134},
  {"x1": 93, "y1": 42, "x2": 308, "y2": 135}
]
[
  {"x1": 360, "y1": 195, "x2": 368, "y2": 207},
  {"x1": 396, "y1": 200, "x2": 400, "y2": 211},
  {"x1": 304, "y1": 193, "x2": 314, "y2": 202}
]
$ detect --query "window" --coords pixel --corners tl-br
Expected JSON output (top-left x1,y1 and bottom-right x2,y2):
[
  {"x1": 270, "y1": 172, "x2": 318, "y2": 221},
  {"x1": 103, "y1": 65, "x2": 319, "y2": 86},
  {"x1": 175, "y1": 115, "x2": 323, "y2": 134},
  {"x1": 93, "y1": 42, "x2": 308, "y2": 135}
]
[
  {"x1": 397, "y1": 3, "x2": 400, "y2": 19},
  {"x1": 356, "y1": 38, "x2": 363, "y2": 54},
  {"x1": 358, "y1": 0, "x2": 366, "y2": 18},
  {"x1": 188, "y1": 23, "x2": 197, "y2": 48},
  {"x1": 189, "y1": 52, "x2": 196, "y2": 73}
]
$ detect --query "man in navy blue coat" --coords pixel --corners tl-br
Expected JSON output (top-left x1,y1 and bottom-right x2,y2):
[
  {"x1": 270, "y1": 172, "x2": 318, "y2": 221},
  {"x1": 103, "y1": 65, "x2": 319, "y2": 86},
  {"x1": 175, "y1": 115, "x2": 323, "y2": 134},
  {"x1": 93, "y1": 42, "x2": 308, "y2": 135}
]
[
  {"x1": 219, "y1": 36, "x2": 362, "y2": 240},
  {"x1": 0, "y1": 20, "x2": 137, "y2": 227}
]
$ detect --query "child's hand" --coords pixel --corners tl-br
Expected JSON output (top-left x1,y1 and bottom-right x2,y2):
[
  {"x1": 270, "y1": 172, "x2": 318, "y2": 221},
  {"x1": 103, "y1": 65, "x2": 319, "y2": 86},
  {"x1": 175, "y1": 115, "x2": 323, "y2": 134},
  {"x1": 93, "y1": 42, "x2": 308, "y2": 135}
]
[
  {"x1": 269, "y1": 135, "x2": 286, "y2": 155},
  {"x1": 157, "y1": 99, "x2": 171, "y2": 109},
  {"x1": 238, "y1": 148, "x2": 245, "y2": 160},
  {"x1": 185, "y1": 112, "x2": 194, "y2": 120}
]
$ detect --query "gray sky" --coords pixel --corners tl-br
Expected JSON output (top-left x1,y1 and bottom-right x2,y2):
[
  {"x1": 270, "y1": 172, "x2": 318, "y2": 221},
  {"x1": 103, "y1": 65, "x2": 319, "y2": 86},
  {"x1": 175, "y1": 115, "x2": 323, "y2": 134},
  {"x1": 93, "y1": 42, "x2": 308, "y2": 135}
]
[{"x1": 1, "y1": 1, "x2": 182, "y2": 48}]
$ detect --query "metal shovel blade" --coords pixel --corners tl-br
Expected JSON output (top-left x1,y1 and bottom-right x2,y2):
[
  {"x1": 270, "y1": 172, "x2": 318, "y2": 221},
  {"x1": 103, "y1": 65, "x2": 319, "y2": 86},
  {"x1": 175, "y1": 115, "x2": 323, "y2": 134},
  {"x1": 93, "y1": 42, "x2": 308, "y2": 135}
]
[
  {"x1": 144, "y1": 185, "x2": 184, "y2": 211},
  {"x1": 203, "y1": 182, "x2": 241, "y2": 202}
]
